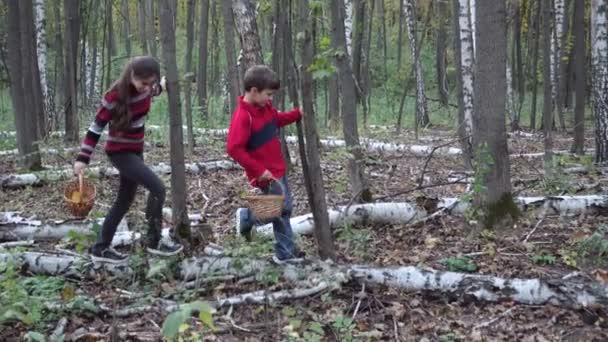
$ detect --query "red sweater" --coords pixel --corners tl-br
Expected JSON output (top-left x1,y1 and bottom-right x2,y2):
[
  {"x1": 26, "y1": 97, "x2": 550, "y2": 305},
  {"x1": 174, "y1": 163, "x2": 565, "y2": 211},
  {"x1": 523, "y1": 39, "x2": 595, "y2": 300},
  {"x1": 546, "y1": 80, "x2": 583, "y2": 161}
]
[
  {"x1": 226, "y1": 96, "x2": 301, "y2": 187},
  {"x1": 76, "y1": 86, "x2": 160, "y2": 164}
]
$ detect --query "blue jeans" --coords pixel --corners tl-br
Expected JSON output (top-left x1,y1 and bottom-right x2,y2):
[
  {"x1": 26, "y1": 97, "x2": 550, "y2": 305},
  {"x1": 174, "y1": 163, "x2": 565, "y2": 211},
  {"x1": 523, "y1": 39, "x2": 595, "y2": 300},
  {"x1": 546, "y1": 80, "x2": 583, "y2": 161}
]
[{"x1": 240, "y1": 176, "x2": 297, "y2": 259}]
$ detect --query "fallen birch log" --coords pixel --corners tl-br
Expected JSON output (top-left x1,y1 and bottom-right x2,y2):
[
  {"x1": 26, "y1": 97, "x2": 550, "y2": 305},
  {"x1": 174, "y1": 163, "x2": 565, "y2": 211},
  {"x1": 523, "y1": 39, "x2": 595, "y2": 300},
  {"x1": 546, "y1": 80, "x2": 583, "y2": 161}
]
[
  {"x1": 0, "y1": 251, "x2": 131, "y2": 278},
  {"x1": 1, "y1": 159, "x2": 240, "y2": 188},
  {"x1": 254, "y1": 195, "x2": 608, "y2": 237},
  {"x1": 349, "y1": 265, "x2": 608, "y2": 309}
]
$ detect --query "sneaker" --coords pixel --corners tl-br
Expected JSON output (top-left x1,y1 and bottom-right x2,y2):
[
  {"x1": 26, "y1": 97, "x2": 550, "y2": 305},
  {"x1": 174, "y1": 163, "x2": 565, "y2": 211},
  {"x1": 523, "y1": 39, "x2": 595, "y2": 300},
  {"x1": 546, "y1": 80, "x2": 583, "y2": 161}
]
[
  {"x1": 146, "y1": 238, "x2": 184, "y2": 257},
  {"x1": 90, "y1": 247, "x2": 129, "y2": 264},
  {"x1": 236, "y1": 208, "x2": 254, "y2": 241},
  {"x1": 272, "y1": 249, "x2": 306, "y2": 265}
]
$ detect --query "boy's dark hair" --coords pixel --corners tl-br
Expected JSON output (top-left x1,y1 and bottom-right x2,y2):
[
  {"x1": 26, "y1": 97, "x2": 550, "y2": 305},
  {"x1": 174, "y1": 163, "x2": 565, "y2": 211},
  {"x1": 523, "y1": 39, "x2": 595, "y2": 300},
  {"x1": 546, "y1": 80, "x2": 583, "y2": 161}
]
[{"x1": 243, "y1": 65, "x2": 280, "y2": 92}]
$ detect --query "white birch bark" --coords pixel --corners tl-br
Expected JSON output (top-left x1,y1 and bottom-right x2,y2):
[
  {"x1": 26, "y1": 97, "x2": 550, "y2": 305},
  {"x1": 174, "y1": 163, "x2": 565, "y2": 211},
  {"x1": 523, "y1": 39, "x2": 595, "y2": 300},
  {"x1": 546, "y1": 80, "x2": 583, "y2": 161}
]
[
  {"x1": 458, "y1": 0, "x2": 475, "y2": 146},
  {"x1": 592, "y1": 0, "x2": 608, "y2": 162},
  {"x1": 34, "y1": 0, "x2": 48, "y2": 103},
  {"x1": 470, "y1": 0, "x2": 476, "y2": 51},
  {"x1": 345, "y1": 0, "x2": 353, "y2": 57},
  {"x1": 551, "y1": 0, "x2": 565, "y2": 111},
  {"x1": 506, "y1": 63, "x2": 517, "y2": 125}
]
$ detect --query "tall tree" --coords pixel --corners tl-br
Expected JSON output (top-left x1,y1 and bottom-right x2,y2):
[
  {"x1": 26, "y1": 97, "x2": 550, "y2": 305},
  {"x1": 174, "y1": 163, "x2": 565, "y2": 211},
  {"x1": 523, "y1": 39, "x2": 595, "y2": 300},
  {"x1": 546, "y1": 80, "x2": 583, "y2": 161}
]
[
  {"x1": 543, "y1": 0, "x2": 554, "y2": 176},
  {"x1": 159, "y1": 0, "x2": 192, "y2": 242},
  {"x1": 331, "y1": 0, "x2": 371, "y2": 202},
  {"x1": 404, "y1": 0, "x2": 430, "y2": 127},
  {"x1": 571, "y1": 0, "x2": 586, "y2": 154},
  {"x1": 197, "y1": 0, "x2": 210, "y2": 118},
  {"x1": 530, "y1": 0, "x2": 541, "y2": 129},
  {"x1": 121, "y1": 0, "x2": 131, "y2": 57},
  {"x1": 435, "y1": 0, "x2": 449, "y2": 107},
  {"x1": 397, "y1": 0, "x2": 404, "y2": 70},
  {"x1": 473, "y1": 0, "x2": 514, "y2": 226},
  {"x1": 138, "y1": 0, "x2": 148, "y2": 53},
  {"x1": 351, "y1": 0, "x2": 365, "y2": 91},
  {"x1": 146, "y1": 0, "x2": 157, "y2": 57},
  {"x1": 222, "y1": 0, "x2": 240, "y2": 113},
  {"x1": 51, "y1": 0, "x2": 64, "y2": 126},
  {"x1": 592, "y1": 0, "x2": 608, "y2": 163},
  {"x1": 232, "y1": 0, "x2": 263, "y2": 69},
  {"x1": 552, "y1": 0, "x2": 566, "y2": 131},
  {"x1": 454, "y1": 0, "x2": 475, "y2": 167},
  {"x1": 299, "y1": 0, "x2": 335, "y2": 260},
  {"x1": 184, "y1": 0, "x2": 196, "y2": 155},
  {"x1": 63, "y1": 0, "x2": 80, "y2": 143},
  {"x1": 5, "y1": 0, "x2": 42, "y2": 170},
  {"x1": 34, "y1": 0, "x2": 49, "y2": 132}
]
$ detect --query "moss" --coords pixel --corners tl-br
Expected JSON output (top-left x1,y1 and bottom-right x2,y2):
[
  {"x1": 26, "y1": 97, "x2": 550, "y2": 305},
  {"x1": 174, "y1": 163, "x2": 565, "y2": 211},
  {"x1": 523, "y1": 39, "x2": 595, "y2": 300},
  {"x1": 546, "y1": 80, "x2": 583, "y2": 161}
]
[{"x1": 483, "y1": 192, "x2": 521, "y2": 229}]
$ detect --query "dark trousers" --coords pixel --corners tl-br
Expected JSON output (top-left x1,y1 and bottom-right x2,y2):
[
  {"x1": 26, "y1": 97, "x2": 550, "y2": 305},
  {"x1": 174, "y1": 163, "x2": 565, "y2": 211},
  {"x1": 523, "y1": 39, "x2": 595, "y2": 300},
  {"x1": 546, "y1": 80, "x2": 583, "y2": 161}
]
[{"x1": 91, "y1": 152, "x2": 165, "y2": 253}]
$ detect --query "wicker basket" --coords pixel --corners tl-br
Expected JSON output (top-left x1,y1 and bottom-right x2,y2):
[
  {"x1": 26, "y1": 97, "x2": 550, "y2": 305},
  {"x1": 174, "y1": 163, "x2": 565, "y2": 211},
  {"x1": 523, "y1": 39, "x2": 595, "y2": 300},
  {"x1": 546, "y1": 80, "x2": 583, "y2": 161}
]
[
  {"x1": 243, "y1": 179, "x2": 285, "y2": 221},
  {"x1": 63, "y1": 174, "x2": 96, "y2": 218}
]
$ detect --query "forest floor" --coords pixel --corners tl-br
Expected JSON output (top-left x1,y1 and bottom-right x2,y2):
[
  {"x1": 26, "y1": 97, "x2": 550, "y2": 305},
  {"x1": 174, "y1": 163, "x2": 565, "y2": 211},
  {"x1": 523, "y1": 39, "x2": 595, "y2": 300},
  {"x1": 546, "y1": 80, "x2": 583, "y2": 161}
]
[{"x1": 1, "y1": 126, "x2": 608, "y2": 341}]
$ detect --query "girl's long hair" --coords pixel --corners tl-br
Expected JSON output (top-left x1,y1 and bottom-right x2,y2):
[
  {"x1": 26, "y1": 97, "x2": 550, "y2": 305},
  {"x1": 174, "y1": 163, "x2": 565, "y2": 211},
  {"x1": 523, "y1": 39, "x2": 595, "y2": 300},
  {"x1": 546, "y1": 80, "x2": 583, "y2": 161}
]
[{"x1": 109, "y1": 56, "x2": 160, "y2": 132}]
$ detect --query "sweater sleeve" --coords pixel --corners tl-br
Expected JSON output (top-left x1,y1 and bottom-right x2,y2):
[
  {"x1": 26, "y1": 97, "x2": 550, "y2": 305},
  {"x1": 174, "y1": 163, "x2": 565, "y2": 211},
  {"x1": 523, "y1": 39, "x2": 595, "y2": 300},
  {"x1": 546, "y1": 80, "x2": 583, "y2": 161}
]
[
  {"x1": 226, "y1": 108, "x2": 267, "y2": 178},
  {"x1": 76, "y1": 92, "x2": 114, "y2": 164},
  {"x1": 276, "y1": 107, "x2": 302, "y2": 127}
]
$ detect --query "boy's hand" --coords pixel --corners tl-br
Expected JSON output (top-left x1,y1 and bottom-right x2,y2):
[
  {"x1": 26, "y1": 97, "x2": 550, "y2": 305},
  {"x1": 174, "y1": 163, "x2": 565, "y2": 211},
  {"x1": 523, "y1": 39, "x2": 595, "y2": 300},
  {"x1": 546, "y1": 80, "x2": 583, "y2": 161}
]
[
  {"x1": 257, "y1": 170, "x2": 274, "y2": 181},
  {"x1": 73, "y1": 161, "x2": 87, "y2": 175}
]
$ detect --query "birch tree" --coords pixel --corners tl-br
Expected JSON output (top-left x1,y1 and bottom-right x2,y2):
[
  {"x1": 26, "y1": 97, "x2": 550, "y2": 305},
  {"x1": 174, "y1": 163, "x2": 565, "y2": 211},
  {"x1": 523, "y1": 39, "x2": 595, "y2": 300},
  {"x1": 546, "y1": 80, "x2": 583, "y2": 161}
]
[
  {"x1": 34, "y1": 0, "x2": 48, "y2": 124},
  {"x1": 63, "y1": 0, "x2": 79, "y2": 143},
  {"x1": 232, "y1": 0, "x2": 263, "y2": 70},
  {"x1": 403, "y1": 0, "x2": 430, "y2": 127},
  {"x1": 197, "y1": 0, "x2": 210, "y2": 118},
  {"x1": 592, "y1": 0, "x2": 608, "y2": 163},
  {"x1": 455, "y1": 0, "x2": 475, "y2": 166},
  {"x1": 543, "y1": 0, "x2": 554, "y2": 176},
  {"x1": 184, "y1": 0, "x2": 195, "y2": 155}
]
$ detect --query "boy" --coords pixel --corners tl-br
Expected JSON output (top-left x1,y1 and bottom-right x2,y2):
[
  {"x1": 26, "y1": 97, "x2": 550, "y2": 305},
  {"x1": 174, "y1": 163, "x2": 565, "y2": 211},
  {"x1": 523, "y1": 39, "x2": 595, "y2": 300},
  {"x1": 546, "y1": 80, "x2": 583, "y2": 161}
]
[{"x1": 226, "y1": 65, "x2": 304, "y2": 264}]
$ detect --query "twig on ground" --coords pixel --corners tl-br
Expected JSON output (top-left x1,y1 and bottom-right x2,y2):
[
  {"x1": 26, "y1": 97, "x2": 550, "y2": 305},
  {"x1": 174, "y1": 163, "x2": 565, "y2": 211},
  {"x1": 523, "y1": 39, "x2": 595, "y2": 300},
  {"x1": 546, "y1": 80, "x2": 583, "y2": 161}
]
[
  {"x1": 417, "y1": 136, "x2": 470, "y2": 187},
  {"x1": 523, "y1": 208, "x2": 548, "y2": 243},
  {"x1": 474, "y1": 307, "x2": 516, "y2": 329}
]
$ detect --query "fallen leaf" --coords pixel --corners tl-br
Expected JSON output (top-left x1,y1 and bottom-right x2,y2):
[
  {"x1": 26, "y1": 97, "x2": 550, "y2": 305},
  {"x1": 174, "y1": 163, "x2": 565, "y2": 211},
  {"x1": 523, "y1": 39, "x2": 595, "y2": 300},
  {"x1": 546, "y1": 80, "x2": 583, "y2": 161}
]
[{"x1": 592, "y1": 269, "x2": 608, "y2": 284}]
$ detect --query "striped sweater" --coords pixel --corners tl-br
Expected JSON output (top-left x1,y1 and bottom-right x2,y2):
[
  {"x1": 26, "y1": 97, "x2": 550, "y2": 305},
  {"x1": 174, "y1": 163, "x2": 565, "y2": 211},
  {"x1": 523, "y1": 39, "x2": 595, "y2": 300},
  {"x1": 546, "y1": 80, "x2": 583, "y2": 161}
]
[{"x1": 76, "y1": 86, "x2": 160, "y2": 164}]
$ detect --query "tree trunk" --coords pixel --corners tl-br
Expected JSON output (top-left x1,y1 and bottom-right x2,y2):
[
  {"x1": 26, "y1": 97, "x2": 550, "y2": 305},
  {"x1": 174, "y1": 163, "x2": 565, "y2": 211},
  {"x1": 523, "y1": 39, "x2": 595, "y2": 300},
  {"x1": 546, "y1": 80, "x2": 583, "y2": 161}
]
[
  {"x1": 473, "y1": 0, "x2": 514, "y2": 226},
  {"x1": 222, "y1": 0, "x2": 240, "y2": 114},
  {"x1": 272, "y1": 0, "x2": 291, "y2": 167},
  {"x1": 104, "y1": 0, "x2": 113, "y2": 90},
  {"x1": 553, "y1": 0, "x2": 566, "y2": 131},
  {"x1": 331, "y1": 0, "x2": 371, "y2": 203},
  {"x1": 530, "y1": 0, "x2": 541, "y2": 130},
  {"x1": 52, "y1": 0, "x2": 64, "y2": 127},
  {"x1": 106, "y1": 0, "x2": 115, "y2": 56},
  {"x1": 571, "y1": 0, "x2": 586, "y2": 154},
  {"x1": 158, "y1": 0, "x2": 192, "y2": 242},
  {"x1": 5, "y1": 0, "x2": 42, "y2": 170},
  {"x1": 435, "y1": 0, "x2": 449, "y2": 107},
  {"x1": 378, "y1": 0, "x2": 387, "y2": 77},
  {"x1": 397, "y1": 0, "x2": 404, "y2": 70},
  {"x1": 454, "y1": 0, "x2": 475, "y2": 168},
  {"x1": 514, "y1": 0, "x2": 525, "y2": 112},
  {"x1": 210, "y1": 1, "x2": 220, "y2": 96},
  {"x1": 404, "y1": 0, "x2": 430, "y2": 127},
  {"x1": 88, "y1": 1, "x2": 100, "y2": 101},
  {"x1": 34, "y1": 0, "x2": 48, "y2": 136},
  {"x1": 344, "y1": 0, "x2": 353, "y2": 57},
  {"x1": 184, "y1": 0, "x2": 195, "y2": 156},
  {"x1": 138, "y1": 0, "x2": 148, "y2": 53},
  {"x1": 592, "y1": 0, "x2": 608, "y2": 163},
  {"x1": 299, "y1": 0, "x2": 336, "y2": 261},
  {"x1": 543, "y1": 0, "x2": 554, "y2": 177},
  {"x1": 232, "y1": 0, "x2": 264, "y2": 70},
  {"x1": 121, "y1": 0, "x2": 131, "y2": 57},
  {"x1": 351, "y1": 0, "x2": 365, "y2": 93},
  {"x1": 146, "y1": 0, "x2": 157, "y2": 57},
  {"x1": 63, "y1": 0, "x2": 79, "y2": 143},
  {"x1": 197, "y1": 0, "x2": 210, "y2": 118},
  {"x1": 26, "y1": 0, "x2": 45, "y2": 140},
  {"x1": 363, "y1": 0, "x2": 374, "y2": 122}
]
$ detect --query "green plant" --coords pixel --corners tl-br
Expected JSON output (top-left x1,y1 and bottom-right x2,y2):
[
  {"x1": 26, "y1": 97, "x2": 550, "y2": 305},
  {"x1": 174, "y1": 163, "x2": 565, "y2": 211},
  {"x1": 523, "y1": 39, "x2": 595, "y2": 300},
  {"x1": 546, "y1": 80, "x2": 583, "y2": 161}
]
[
  {"x1": 161, "y1": 301, "x2": 216, "y2": 341},
  {"x1": 574, "y1": 226, "x2": 608, "y2": 263},
  {"x1": 441, "y1": 257, "x2": 477, "y2": 273},
  {"x1": 337, "y1": 224, "x2": 375, "y2": 261},
  {"x1": 532, "y1": 251, "x2": 556, "y2": 265},
  {"x1": 331, "y1": 315, "x2": 356, "y2": 342}
]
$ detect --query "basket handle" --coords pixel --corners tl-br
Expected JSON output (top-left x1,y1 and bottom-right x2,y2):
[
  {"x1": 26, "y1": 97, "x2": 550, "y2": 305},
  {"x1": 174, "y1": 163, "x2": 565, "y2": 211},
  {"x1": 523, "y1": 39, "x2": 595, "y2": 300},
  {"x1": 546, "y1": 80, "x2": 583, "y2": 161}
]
[{"x1": 78, "y1": 173, "x2": 83, "y2": 194}]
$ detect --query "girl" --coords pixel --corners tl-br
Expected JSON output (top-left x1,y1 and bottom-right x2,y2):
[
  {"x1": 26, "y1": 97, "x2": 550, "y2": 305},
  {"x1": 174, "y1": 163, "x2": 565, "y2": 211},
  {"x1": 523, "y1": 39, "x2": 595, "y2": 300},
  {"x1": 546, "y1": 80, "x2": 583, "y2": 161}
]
[{"x1": 74, "y1": 56, "x2": 183, "y2": 263}]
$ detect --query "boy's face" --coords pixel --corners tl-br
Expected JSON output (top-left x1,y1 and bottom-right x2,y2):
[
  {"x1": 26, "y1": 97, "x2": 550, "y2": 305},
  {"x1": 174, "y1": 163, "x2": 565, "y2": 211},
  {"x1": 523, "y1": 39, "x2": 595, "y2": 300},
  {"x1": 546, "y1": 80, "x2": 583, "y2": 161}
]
[{"x1": 250, "y1": 88, "x2": 274, "y2": 106}]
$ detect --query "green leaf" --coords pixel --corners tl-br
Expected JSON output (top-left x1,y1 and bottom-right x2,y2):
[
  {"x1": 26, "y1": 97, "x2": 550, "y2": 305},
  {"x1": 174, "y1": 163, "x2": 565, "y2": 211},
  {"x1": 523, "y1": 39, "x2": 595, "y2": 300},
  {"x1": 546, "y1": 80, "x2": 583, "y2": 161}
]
[
  {"x1": 281, "y1": 306, "x2": 297, "y2": 317},
  {"x1": 309, "y1": 322, "x2": 324, "y2": 335},
  {"x1": 146, "y1": 260, "x2": 169, "y2": 279},
  {"x1": 199, "y1": 310, "x2": 215, "y2": 330},
  {"x1": 25, "y1": 331, "x2": 46, "y2": 342},
  {"x1": 162, "y1": 311, "x2": 185, "y2": 340},
  {"x1": 289, "y1": 319, "x2": 302, "y2": 329},
  {"x1": 184, "y1": 301, "x2": 215, "y2": 316}
]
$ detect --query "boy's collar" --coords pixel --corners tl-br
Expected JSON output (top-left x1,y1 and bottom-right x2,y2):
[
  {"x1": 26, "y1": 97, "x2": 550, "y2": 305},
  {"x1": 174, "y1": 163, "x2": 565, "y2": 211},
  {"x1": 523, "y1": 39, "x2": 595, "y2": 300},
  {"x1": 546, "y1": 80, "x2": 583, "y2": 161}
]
[{"x1": 239, "y1": 95, "x2": 267, "y2": 112}]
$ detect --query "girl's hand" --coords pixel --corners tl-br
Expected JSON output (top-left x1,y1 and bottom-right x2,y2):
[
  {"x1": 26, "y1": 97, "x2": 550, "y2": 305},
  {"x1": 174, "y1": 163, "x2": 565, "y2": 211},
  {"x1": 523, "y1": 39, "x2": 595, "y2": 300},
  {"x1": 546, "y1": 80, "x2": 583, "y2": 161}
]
[
  {"x1": 73, "y1": 161, "x2": 87, "y2": 176},
  {"x1": 159, "y1": 76, "x2": 167, "y2": 92}
]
